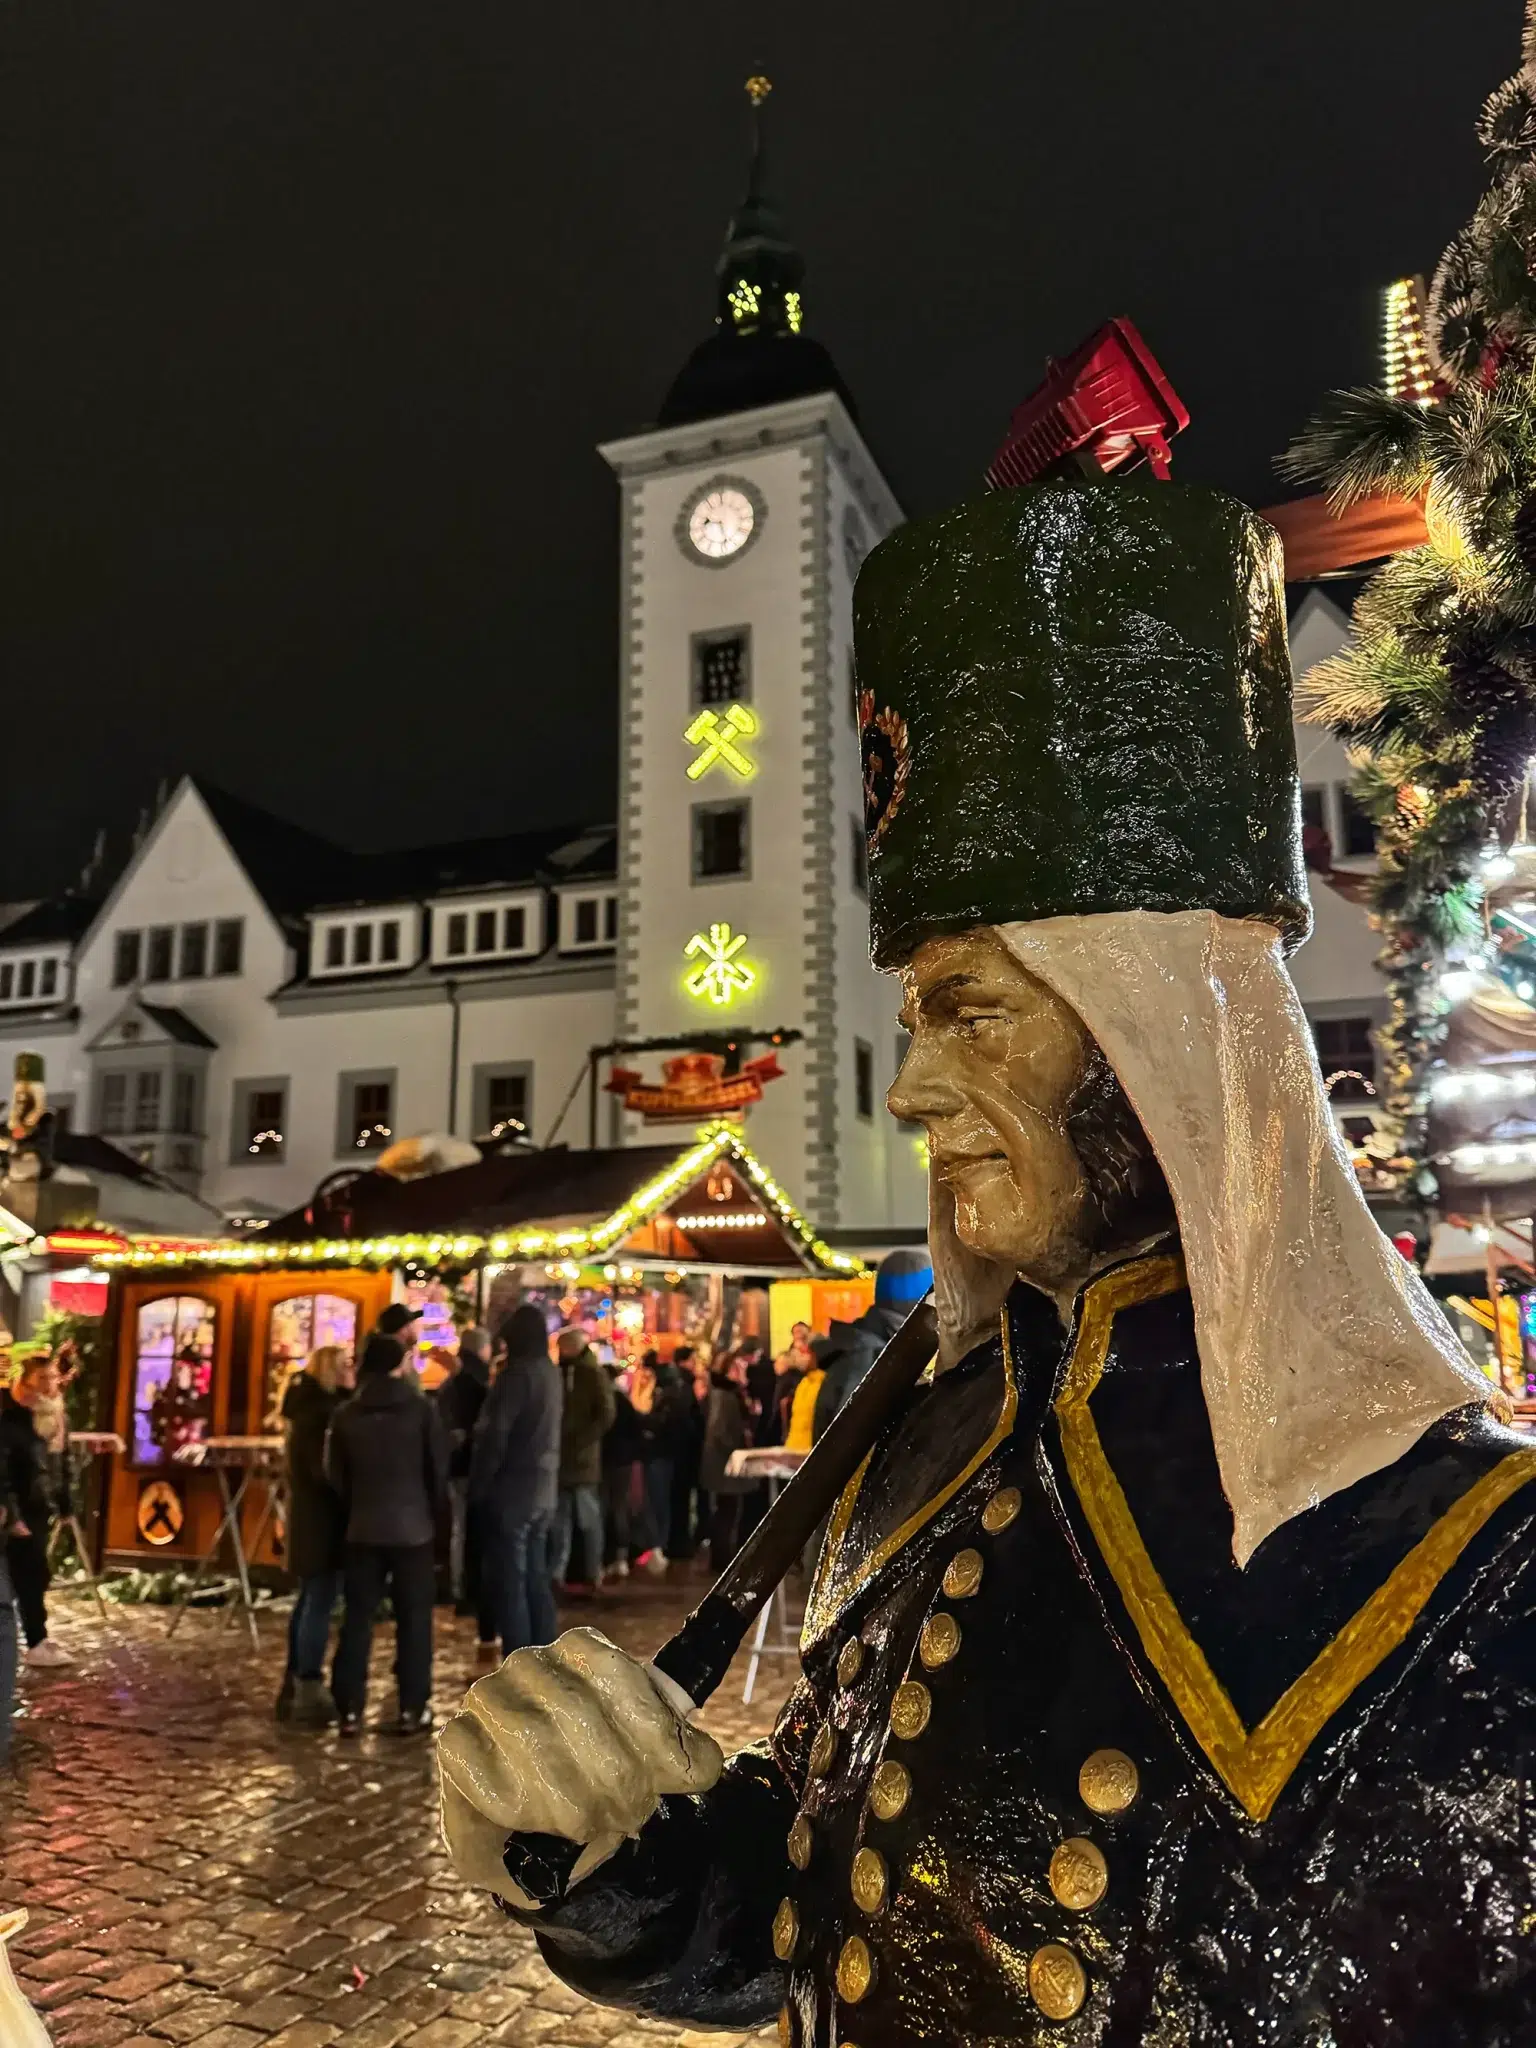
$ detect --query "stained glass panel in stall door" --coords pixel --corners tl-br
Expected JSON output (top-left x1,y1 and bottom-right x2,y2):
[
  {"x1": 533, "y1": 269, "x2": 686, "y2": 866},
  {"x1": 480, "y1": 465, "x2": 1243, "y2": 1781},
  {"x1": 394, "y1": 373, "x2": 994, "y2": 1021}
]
[
  {"x1": 132, "y1": 1296, "x2": 216, "y2": 1466},
  {"x1": 265, "y1": 1293, "x2": 359, "y2": 1419}
]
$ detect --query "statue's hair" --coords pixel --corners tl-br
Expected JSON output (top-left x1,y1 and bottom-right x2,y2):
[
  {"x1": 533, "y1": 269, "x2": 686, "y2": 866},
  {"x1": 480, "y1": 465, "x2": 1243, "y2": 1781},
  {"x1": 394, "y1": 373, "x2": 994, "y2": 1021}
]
[{"x1": 1064, "y1": 1048, "x2": 1174, "y2": 1248}]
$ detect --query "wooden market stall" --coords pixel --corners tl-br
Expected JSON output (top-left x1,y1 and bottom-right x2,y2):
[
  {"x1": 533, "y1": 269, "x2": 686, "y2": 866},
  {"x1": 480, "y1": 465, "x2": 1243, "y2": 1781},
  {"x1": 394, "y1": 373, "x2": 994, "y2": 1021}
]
[{"x1": 90, "y1": 1123, "x2": 864, "y2": 1571}]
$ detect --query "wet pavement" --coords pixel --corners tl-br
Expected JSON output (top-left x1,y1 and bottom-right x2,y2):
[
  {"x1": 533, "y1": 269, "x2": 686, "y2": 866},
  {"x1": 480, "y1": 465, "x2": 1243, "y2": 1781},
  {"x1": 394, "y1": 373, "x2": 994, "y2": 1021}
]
[{"x1": 0, "y1": 1569, "x2": 801, "y2": 2048}]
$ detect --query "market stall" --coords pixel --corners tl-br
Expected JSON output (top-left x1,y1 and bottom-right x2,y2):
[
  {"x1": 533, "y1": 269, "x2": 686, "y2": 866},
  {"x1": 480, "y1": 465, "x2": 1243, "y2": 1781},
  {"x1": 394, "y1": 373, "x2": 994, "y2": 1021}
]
[{"x1": 90, "y1": 1122, "x2": 864, "y2": 1570}]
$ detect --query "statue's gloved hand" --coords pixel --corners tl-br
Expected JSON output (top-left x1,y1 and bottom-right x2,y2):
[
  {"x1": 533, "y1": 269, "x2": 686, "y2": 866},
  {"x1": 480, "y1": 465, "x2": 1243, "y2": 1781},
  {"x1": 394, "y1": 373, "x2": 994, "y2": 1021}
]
[{"x1": 436, "y1": 1626, "x2": 724, "y2": 1908}]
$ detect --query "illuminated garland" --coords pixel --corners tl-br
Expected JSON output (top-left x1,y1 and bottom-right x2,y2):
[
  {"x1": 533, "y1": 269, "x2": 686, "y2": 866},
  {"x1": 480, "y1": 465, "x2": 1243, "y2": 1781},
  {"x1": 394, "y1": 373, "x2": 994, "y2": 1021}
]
[{"x1": 92, "y1": 1123, "x2": 863, "y2": 1278}]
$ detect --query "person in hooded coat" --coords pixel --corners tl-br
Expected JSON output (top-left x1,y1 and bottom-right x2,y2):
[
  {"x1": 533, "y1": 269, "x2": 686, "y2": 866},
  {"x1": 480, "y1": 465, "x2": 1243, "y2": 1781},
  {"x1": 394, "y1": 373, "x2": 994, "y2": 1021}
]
[
  {"x1": 810, "y1": 1250, "x2": 934, "y2": 1443},
  {"x1": 275, "y1": 1342, "x2": 354, "y2": 1726},
  {"x1": 469, "y1": 1306, "x2": 562, "y2": 1659}
]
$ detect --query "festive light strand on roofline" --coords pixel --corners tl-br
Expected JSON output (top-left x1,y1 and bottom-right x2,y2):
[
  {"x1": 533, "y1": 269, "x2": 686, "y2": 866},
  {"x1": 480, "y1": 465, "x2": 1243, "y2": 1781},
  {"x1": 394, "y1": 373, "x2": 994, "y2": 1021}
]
[{"x1": 90, "y1": 1124, "x2": 863, "y2": 1277}]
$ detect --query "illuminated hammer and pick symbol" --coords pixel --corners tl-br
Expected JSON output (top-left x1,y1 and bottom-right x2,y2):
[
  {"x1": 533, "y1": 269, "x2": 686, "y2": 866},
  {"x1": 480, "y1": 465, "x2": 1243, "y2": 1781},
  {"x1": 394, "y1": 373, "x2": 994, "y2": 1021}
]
[{"x1": 684, "y1": 703, "x2": 758, "y2": 781}]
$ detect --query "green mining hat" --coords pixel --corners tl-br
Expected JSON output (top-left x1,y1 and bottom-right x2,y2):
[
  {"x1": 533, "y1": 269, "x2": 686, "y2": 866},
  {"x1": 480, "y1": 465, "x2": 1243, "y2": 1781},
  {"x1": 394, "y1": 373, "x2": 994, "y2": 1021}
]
[
  {"x1": 13, "y1": 1053, "x2": 44, "y2": 1084},
  {"x1": 854, "y1": 478, "x2": 1310, "y2": 971}
]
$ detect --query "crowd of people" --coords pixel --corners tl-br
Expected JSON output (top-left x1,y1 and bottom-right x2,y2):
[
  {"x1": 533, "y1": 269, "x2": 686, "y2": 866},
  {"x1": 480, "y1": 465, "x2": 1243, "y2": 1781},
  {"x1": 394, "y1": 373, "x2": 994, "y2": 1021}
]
[{"x1": 0, "y1": 1249, "x2": 930, "y2": 1758}]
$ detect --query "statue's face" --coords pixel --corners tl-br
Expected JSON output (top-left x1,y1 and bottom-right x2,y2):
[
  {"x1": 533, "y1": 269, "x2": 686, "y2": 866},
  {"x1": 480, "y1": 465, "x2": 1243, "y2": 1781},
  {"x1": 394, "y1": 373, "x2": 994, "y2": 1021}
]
[{"x1": 890, "y1": 928, "x2": 1099, "y2": 1285}]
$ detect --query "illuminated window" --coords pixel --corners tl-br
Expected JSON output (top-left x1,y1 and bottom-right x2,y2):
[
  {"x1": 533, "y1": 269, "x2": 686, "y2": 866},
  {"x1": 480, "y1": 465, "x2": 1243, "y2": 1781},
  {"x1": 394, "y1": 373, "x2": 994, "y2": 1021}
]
[
  {"x1": 234, "y1": 1079, "x2": 286, "y2": 1164},
  {"x1": 693, "y1": 801, "x2": 750, "y2": 882},
  {"x1": 1313, "y1": 1016, "x2": 1376, "y2": 1100},
  {"x1": 147, "y1": 926, "x2": 174, "y2": 981},
  {"x1": 476, "y1": 1064, "x2": 531, "y2": 1140},
  {"x1": 179, "y1": 923, "x2": 208, "y2": 979},
  {"x1": 131, "y1": 1294, "x2": 215, "y2": 1468},
  {"x1": 692, "y1": 628, "x2": 751, "y2": 709},
  {"x1": 265, "y1": 1292, "x2": 358, "y2": 1425},
  {"x1": 339, "y1": 1071, "x2": 394, "y2": 1154}
]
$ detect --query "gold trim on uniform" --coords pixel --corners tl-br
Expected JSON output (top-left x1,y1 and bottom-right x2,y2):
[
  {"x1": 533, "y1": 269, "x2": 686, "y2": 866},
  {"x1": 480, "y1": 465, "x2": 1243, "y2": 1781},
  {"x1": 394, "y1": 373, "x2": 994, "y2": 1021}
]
[
  {"x1": 772, "y1": 1898, "x2": 798, "y2": 1961},
  {"x1": 889, "y1": 1679, "x2": 931, "y2": 1739},
  {"x1": 803, "y1": 1351, "x2": 1017, "y2": 1647},
  {"x1": 868, "y1": 1758, "x2": 911, "y2": 1821},
  {"x1": 1078, "y1": 1748, "x2": 1139, "y2": 1816},
  {"x1": 941, "y1": 1547, "x2": 984, "y2": 1599},
  {"x1": 850, "y1": 1846, "x2": 888, "y2": 1914},
  {"x1": 1028, "y1": 1942, "x2": 1087, "y2": 2020},
  {"x1": 1047, "y1": 1253, "x2": 1536, "y2": 1823},
  {"x1": 1049, "y1": 1837, "x2": 1108, "y2": 1911},
  {"x1": 981, "y1": 1485, "x2": 1021, "y2": 1534},
  {"x1": 808, "y1": 1720, "x2": 839, "y2": 1779},
  {"x1": 837, "y1": 1637, "x2": 865, "y2": 1688},
  {"x1": 919, "y1": 1612, "x2": 961, "y2": 1668},
  {"x1": 836, "y1": 1934, "x2": 875, "y2": 2003},
  {"x1": 777, "y1": 2003, "x2": 795, "y2": 2047},
  {"x1": 787, "y1": 1814, "x2": 813, "y2": 1870}
]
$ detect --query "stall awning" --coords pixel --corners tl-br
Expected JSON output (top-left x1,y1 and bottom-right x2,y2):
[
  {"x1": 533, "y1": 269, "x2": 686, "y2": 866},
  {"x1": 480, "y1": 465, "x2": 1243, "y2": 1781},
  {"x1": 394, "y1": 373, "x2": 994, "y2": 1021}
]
[{"x1": 90, "y1": 1123, "x2": 863, "y2": 1279}]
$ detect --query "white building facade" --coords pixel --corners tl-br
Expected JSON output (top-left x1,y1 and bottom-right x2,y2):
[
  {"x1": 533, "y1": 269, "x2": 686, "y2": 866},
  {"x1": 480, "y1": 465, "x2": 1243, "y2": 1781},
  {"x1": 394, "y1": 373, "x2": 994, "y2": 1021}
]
[{"x1": 0, "y1": 97, "x2": 1385, "y2": 1241}]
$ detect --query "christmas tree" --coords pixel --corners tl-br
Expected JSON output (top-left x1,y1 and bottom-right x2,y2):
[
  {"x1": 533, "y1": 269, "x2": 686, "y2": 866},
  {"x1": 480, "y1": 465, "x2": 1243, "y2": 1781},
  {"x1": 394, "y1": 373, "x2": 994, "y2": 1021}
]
[{"x1": 1282, "y1": 1, "x2": 1536, "y2": 1183}]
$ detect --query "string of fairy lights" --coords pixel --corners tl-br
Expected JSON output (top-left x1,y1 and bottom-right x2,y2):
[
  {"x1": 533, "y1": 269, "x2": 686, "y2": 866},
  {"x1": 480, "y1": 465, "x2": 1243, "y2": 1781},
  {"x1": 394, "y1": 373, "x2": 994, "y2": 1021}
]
[{"x1": 87, "y1": 1122, "x2": 863, "y2": 1277}]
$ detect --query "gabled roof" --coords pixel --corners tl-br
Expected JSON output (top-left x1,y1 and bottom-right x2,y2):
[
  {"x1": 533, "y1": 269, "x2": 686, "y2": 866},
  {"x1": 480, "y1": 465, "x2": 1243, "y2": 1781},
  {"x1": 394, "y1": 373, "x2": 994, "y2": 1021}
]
[
  {"x1": 86, "y1": 996, "x2": 218, "y2": 1054},
  {"x1": 139, "y1": 1003, "x2": 217, "y2": 1048},
  {"x1": 0, "y1": 896, "x2": 100, "y2": 949},
  {"x1": 198, "y1": 782, "x2": 364, "y2": 919},
  {"x1": 93, "y1": 1125, "x2": 862, "y2": 1278}
]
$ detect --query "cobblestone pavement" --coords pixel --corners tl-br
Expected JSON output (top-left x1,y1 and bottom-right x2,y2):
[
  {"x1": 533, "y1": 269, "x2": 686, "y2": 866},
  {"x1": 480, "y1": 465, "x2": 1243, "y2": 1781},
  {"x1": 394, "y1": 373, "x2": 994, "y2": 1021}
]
[{"x1": 0, "y1": 1570, "x2": 801, "y2": 2048}]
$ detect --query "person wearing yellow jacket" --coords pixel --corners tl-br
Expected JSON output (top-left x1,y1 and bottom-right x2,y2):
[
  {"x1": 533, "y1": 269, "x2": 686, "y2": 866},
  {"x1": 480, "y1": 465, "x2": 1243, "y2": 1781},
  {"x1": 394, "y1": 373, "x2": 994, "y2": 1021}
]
[{"x1": 783, "y1": 1354, "x2": 826, "y2": 1454}]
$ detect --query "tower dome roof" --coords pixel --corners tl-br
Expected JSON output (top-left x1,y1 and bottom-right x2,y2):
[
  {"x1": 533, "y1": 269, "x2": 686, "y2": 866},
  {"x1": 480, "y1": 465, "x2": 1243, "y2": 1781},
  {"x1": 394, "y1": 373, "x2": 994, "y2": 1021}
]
[{"x1": 658, "y1": 76, "x2": 855, "y2": 429}]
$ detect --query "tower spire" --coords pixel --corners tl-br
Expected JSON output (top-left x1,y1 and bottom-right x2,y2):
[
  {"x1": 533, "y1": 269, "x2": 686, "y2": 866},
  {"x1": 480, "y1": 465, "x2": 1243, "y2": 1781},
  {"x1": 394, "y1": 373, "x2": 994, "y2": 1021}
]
[{"x1": 655, "y1": 71, "x2": 853, "y2": 427}]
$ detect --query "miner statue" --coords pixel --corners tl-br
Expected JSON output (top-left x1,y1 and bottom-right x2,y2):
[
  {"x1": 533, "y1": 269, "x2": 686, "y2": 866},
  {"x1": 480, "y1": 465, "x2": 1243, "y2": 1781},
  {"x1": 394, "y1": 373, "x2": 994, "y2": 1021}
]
[{"x1": 439, "y1": 473, "x2": 1533, "y2": 2041}]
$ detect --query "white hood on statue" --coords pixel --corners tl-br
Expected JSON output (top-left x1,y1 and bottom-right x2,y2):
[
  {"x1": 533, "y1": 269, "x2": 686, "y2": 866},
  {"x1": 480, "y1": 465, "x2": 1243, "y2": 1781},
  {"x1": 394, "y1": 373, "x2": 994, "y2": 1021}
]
[{"x1": 926, "y1": 908, "x2": 1487, "y2": 1568}]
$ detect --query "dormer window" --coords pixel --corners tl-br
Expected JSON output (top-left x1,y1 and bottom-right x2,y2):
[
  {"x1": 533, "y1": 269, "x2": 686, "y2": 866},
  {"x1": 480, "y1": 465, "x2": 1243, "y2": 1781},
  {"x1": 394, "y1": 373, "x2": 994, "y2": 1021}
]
[
  {"x1": 311, "y1": 907, "x2": 419, "y2": 978},
  {"x1": 427, "y1": 891, "x2": 542, "y2": 968},
  {"x1": 560, "y1": 889, "x2": 618, "y2": 953}
]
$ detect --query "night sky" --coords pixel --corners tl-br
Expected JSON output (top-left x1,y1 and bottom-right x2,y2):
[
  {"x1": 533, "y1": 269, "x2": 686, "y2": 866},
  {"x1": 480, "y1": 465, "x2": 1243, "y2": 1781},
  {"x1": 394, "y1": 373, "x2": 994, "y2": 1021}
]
[{"x1": 0, "y1": 2, "x2": 1518, "y2": 896}]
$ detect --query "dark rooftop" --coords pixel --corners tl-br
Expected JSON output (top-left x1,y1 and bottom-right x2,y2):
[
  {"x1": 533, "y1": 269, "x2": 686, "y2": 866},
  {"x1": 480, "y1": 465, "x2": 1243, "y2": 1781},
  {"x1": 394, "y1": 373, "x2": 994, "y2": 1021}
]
[{"x1": 0, "y1": 896, "x2": 101, "y2": 949}]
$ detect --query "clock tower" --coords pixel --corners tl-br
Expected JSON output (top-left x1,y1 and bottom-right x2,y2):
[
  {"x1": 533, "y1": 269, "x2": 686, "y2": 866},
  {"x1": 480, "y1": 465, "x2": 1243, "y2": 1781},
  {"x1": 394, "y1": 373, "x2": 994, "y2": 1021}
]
[{"x1": 598, "y1": 79, "x2": 925, "y2": 1235}]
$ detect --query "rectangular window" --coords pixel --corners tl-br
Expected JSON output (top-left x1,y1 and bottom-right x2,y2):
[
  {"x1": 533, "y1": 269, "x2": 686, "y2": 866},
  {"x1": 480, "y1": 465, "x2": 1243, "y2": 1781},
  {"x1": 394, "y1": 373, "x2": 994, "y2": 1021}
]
[
  {"x1": 380, "y1": 919, "x2": 400, "y2": 963},
  {"x1": 39, "y1": 959, "x2": 57, "y2": 997},
  {"x1": 692, "y1": 628, "x2": 751, "y2": 708},
  {"x1": 352, "y1": 923, "x2": 373, "y2": 966},
  {"x1": 851, "y1": 815, "x2": 869, "y2": 896},
  {"x1": 855, "y1": 1039, "x2": 875, "y2": 1121},
  {"x1": 324, "y1": 926, "x2": 346, "y2": 969},
  {"x1": 18, "y1": 961, "x2": 35, "y2": 1000},
  {"x1": 574, "y1": 899, "x2": 599, "y2": 945},
  {"x1": 474, "y1": 908, "x2": 497, "y2": 952},
  {"x1": 1300, "y1": 786, "x2": 1327, "y2": 832},
  {"x1": 487, "y1": 1072, "x2": 527, "y2": 1134},
  {"x1": 1312, "y1": 1016, "x2": 1376, "y2": 1100},
  {"x1": 603, "y1": 895, "x2": 618, "y2": 942},
  {"x1": 113, "y1": 930, "x2": 141, "y2": 987},
  {"x1": 235, "y1": 1081, "x2": 287, "y2": 1162},
  {"x1": 1339, "y1": 790, "x2": 1378, "y2": 857},
  {"x1": 342, "y1": 1075, "x2": 394, "y2": 1154},
  {"x1": 503, "y1": 905, "x2": 526, "y2": 951},
  {"x1": 179, "y1": 923, "x2": 208, "y2": 979},
  {"x1": 693, "y1": 800, "x2": 750, "y2": 881},
  {"x1": 100, "y1": 1072, "x2": 127, "y2": 1134},
  {"x1": 0, "y1": 964, "x2": 12, "y2": 1000},
  {"x1": 133, "y1": 1070, "x2": 162, "y2": 1134},
  {"x1": 214, "y1": 918, "x2": 244, "y2": 976},
  {"x1": 146, "y1": 926, "x2": 174, "y2": 981},
  {"x1": 446, "y1": 912, "x2": 468, "y2": 957},
  {"x1": 171, "y1": 1069, "x2": 198, "y2": 1135}
]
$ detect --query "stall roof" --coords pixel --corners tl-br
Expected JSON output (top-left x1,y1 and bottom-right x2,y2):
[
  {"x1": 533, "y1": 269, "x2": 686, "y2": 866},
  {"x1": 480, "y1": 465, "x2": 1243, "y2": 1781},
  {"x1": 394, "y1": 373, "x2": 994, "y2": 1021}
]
[{"x1": 90, "y1": 1123, "x2": 863, "y2": 1278}]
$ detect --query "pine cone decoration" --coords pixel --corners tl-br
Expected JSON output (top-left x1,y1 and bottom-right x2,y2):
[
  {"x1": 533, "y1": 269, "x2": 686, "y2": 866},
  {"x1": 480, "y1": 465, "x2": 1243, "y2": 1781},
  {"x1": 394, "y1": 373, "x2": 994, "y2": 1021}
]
[{"x1": 1471, "y1": 701, "x2": 1536, "y2": 798}]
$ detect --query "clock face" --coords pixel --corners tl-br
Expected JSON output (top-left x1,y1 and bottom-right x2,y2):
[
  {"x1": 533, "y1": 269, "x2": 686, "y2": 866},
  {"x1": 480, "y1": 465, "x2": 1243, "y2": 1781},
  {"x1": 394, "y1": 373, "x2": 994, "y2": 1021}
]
[{"x1": 687, "y1": 487, "x2": 756, "y2": 561}]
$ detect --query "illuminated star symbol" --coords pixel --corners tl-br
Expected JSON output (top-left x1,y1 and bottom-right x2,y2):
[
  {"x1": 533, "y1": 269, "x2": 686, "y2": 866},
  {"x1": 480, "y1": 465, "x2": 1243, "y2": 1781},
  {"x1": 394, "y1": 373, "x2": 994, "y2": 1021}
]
[
  {"x1": 684, "y1": 923, "x2": 757, "y2": 1008},
  {"x1": 685, "y1": 703, "x2": 758, "y2": 781}
]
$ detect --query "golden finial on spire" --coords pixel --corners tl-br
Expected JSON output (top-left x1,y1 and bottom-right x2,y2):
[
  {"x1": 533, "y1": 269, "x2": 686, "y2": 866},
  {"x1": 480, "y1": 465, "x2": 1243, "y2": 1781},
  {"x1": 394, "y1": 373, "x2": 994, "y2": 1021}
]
[{"x1": 745, "y1": 74, "x2": 772, "y2": 106}]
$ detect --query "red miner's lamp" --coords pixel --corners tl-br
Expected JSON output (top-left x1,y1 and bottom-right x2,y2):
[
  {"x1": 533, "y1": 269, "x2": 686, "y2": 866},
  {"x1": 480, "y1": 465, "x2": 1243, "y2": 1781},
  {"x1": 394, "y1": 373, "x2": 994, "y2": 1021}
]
[{"x1": 986, "y1": 317, "x2": 1190, "y2": 489}]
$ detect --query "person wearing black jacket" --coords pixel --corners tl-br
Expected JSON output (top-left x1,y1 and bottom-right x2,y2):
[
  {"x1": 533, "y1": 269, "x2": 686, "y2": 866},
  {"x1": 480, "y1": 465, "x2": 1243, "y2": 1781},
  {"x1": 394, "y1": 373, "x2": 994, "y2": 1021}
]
[
  {"x1": 325, "y1": 1334, "x2": 448, "y2": 1736},
  {"x1": 437, "y1": 1324, "x2": 491, "y2": 1612},
  {"x1": 467, "y1": 1306, "x2": 561, "y2": 1659},
  {"x1": 0, "y1": 1358, "x2": 69, "y2": 1668},
  {"x1": 275, "y1": 1344, "x2": 354, "y2": 1726}
]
